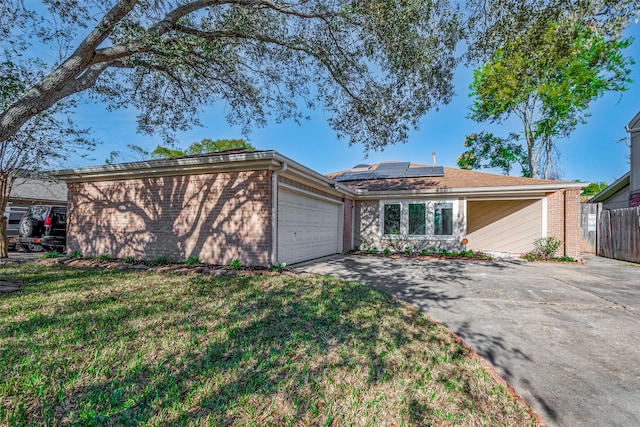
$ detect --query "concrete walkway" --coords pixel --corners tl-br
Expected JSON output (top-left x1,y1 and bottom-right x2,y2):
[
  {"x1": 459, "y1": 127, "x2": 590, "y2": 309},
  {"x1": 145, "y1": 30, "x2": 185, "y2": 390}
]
[{"x1": 296, "y1": 255, "x2": 640, "y2": 427}]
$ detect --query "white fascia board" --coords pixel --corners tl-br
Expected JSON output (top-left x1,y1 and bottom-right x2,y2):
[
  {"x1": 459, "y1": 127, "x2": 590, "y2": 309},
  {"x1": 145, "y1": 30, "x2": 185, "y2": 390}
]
[
  {"x1": 272, "y1": 152, "x2": 357, "y2": 198},
  {"x1": 56, "y1": 150, "x2": 282, "y2": 182},
  {"x1": 354, "y1": 182, "x2": 586, "y2": 199}
]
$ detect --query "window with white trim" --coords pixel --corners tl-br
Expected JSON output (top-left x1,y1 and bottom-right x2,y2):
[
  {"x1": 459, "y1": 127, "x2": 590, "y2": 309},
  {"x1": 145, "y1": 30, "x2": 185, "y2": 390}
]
[
  {"x1": 434, "y1": 202, "x2": 453, "y2": 236},
  {"x1": 383, "y1": 204, "x2": 401, "y2": 235},
  {"x1": 380, "y1": 200, "x2": 457, "y2": 238}
]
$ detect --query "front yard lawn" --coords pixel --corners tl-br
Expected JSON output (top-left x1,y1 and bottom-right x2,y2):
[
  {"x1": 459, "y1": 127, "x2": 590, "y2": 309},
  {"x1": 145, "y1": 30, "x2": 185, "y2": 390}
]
[{"x1": 0, "y1": 264, "x2": 536, "y2": 426}]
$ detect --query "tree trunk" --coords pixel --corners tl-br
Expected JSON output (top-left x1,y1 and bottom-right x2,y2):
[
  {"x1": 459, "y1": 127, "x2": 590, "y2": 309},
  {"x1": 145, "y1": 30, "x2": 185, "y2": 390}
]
[{"x1": 0, "y1": 175, "x2": 9, "y2": 258}]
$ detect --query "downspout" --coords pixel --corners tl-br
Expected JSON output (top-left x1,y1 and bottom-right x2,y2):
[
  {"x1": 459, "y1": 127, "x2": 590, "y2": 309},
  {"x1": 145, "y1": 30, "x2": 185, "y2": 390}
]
[{"x1": 271, "y1": 161, "x2": 288, "y2": 266}]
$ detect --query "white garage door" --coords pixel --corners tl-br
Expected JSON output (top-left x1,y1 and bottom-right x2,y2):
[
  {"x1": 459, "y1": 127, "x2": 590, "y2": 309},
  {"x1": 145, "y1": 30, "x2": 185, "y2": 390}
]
[{"x1": 277, "y1": 188, "x2": 342, "y2": 264}]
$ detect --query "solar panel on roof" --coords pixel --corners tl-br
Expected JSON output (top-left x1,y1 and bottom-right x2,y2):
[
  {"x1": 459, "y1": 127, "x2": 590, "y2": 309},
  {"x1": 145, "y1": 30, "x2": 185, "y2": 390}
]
[
  {"x1": 376, "y1": 162, "x2": 409, "y2": 171},
  {"x1": 404, "y1": 166, "x2": 444, "y2": 177},
  {"x1": 334, "y1": 164, "x2": 445, "y2": 182},
  {"x1": 335, "y1": 171, "x2": 375, "y2": 181},
  {"x1": 372, "y1": 162, "x2": 409, "y2": 179}
]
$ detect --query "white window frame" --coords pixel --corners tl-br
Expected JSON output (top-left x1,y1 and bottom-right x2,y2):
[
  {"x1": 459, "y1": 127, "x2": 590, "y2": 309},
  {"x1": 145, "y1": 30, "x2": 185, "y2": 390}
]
[{"x1": 379, "y1": 199, "x2": 459, "y2": 240}]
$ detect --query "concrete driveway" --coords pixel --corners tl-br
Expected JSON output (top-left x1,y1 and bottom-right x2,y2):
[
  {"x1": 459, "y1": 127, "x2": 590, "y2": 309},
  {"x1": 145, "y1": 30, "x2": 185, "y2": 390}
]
[{"x1": 297, "y1": 255, "x2": 640, "y2": 427}]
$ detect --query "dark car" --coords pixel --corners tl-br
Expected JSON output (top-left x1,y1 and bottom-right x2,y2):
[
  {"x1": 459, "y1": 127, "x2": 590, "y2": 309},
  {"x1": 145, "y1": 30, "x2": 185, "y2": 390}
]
[{"x1": 18, "y1": 205, "x2": 67, "y2": 252}]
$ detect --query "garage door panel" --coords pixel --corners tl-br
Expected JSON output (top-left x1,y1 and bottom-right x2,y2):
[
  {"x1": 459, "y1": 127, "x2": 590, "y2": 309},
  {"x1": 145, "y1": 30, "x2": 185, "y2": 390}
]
[
  {"x1": 277, "y1": 189, "x2": 341, "y2": 264},
  {"x1": 467, "y1": 199, "x2": 542, "y2": 253}
]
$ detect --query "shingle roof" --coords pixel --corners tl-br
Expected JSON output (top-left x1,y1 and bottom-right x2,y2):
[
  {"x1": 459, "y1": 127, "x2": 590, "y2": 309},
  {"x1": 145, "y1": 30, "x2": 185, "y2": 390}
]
[
  {"x1": 9, "y1": 178, "x2": 67, "y2": 203},
  {"x1": 328, "y1": 162, "x2": 579, "y2": 192}
]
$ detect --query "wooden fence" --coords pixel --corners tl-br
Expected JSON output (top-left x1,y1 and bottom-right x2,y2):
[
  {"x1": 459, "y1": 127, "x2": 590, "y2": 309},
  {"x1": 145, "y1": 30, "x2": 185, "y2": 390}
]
[
  {"x1": 598, "y1": 206, "x2": 640, "y2": 263},
  {"x1": 580, "y1": 203, "x2": 600, "y2": 254}
]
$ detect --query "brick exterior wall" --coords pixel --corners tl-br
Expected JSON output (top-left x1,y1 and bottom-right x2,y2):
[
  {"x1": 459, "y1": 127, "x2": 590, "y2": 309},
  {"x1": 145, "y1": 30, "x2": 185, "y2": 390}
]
[
  {"x1": 67, "y1": 170, "x2": 272, "y2": 266},
  {"x1": 546, "y1": 189, "x2": 580, "y2": 258},
  {"x1": 343, "y1": 198, "x2": 353, "y2": 252},
  {"x1": 630, "y1": 192, "x2": 640, "y2": 207}
]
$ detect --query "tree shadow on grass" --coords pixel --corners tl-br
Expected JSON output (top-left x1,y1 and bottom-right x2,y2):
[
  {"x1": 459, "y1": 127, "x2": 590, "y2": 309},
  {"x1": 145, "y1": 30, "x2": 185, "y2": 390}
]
[{"x1": 0, "y1": 271, "x2": 491, "y2": 426}]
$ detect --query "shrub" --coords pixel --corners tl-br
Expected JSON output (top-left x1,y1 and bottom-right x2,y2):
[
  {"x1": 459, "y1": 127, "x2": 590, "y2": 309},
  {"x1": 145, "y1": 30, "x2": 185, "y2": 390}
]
[
  {"x1": 121, "y1": 256, "x2": 136, "y2": 263},
  {"x1": 95, "y1": 254, "x2": 111, "y2": 261},
  {"x1": 42, "y1": 250, "x2": 63, "y2": 259},
  {"x1": 272, "y1": 263, "x2": 286, "y2": 273},
  {"x1": 184, "y1": 256, "x2": 201, "y2": 266},
  {"x1": 383, "y1": 248, "x2": 390, "y2": 255},
  {"x1": 532, "y1": 237, "x2": 562, "y2": 259},
  {"x1": 70, "y1": 250, "x2": 83, "y2": 259},
  {"x1": 227, "y1": 259, "x2": 242, "y2": 270},
  {"x1": 421, "y1": 249, "x2": 430, "y2": 256}
]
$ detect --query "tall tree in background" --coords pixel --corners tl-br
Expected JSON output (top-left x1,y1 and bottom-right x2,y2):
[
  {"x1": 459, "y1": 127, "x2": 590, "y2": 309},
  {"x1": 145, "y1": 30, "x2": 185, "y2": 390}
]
[
  {"x1": 467, "y1": 21, "x2": 633, "y2": 179},
  {"x1": 457, "y1": 132, "x2": 530, "y2": 176},
  {"x1": 152, "y1": 138, "x2": 255, "y2": 158}
]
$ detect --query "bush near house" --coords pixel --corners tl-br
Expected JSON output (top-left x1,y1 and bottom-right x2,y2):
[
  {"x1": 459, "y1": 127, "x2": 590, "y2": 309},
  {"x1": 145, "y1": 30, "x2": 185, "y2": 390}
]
[{"x1": 0, "y1": 264, "x2": 536, "y2": 426}]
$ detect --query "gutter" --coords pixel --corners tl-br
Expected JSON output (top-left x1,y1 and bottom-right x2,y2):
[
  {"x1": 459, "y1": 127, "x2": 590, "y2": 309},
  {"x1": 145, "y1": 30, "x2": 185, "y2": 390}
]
[
  {"x1": 271, "y1": 161, "x2": 287, "y2": 266},
  {"x1": 350, "y1": 182, "x2": 586, "y2": 198}
]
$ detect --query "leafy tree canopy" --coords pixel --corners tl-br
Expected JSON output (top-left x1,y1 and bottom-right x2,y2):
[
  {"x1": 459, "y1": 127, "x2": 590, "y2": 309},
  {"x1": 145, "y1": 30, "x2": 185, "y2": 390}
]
[
  {"x1": 0, "y1": 0, "x2": 464, "y2": 152},
  {"x1": 580, "y1": 181, "x2": 608, "y2": 196},
  {"x1": 468, "y1": 19, "x2": 634, "y2": 179},
  {"x1": 457, "y1": 132, "x2": 530, "y2": 177},
  {"x1": 107, "y1": 138, "x2": 254, "y2": 162},
  {"x1": 152, "y1": 138, "x2": 255, "y2": 158}
]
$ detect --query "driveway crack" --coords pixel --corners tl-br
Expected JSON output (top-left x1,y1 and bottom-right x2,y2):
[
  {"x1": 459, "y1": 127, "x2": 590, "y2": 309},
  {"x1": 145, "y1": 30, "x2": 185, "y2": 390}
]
[{"x1": 548, "y1": 275, "x2": 629, "y2": 311}]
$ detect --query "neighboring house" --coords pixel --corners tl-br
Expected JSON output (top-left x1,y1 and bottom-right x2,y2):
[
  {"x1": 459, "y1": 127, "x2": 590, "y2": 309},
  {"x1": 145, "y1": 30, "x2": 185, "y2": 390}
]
[
  {"x1": 56, "y1": 149, "x2": 584, "y2": 266},
  {"x1": 8, "y1": 177, "x2": 68, "y2": 206},
  {"x1": 590, "y1": 110, "x2": 640, "y2": 209},
  {"x1": 588, "y1": 172, "x2": 630, "y2": 210}
]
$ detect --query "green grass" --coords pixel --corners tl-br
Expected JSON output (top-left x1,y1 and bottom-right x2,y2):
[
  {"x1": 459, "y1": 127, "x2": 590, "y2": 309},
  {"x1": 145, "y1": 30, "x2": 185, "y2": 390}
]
[{"x1": 0, "y1": 264, "x2": 536, "y2": 426}]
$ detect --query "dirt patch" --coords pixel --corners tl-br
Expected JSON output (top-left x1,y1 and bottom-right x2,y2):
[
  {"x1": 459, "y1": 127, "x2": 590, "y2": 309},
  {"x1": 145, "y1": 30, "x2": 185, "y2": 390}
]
[{"x1": 0, "y1": 280, "x2": 23, "y2": 293}]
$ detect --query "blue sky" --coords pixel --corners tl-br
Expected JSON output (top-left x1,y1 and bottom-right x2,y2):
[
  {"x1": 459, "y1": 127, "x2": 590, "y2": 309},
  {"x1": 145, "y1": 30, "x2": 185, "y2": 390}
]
[{"x1": 66, "y1": 22, "x2": 640, "y2": 184}]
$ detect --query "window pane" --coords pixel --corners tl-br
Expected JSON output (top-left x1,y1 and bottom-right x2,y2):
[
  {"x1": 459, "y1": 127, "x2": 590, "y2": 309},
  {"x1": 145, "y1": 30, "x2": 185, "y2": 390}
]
[
  {"x1": 384, "y1": 204, "x2": 401, "y2": 235},
  {"x1": 408, "y1": 203, "x2": 426, "y2": 235},
  {"x1": 434, "y1": 203, "x2": 453, "y2": 235}
]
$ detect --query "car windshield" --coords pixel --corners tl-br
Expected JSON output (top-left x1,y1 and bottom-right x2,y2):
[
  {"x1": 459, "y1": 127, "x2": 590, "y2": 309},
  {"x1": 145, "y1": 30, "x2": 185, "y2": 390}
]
[{"x1": 26, "y1": 206, "x2": 49, "y2": 221}]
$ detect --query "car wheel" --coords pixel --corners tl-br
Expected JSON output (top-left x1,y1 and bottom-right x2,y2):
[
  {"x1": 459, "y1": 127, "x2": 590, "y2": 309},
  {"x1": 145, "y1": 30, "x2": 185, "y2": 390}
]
[
  {"x1": 18, "y1": 218, "x2": 35, "y2": 237},
  {"x1": 26, "y1": 242, "x2": 43, "y2": 252}
]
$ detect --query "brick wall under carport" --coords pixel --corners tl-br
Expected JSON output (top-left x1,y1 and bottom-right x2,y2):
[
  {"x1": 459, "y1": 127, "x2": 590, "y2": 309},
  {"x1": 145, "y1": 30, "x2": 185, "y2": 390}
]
[{"x1": 66, "y1": 170, "x2": 273, "y2": 266}]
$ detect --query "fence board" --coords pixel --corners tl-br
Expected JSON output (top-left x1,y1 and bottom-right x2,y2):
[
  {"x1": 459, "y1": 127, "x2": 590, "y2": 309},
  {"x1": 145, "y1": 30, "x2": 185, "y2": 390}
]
[
  {"x1": 580, "y1": 203, "x2": 599, "y2": 254},
  {"x1": 597, "y1": 206, "x2": 640, "y2": 263}
]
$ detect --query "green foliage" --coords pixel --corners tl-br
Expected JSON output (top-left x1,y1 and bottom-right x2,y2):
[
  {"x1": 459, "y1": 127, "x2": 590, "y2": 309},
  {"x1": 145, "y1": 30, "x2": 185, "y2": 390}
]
[
  {"x1": 150, "y1": 139, "x2": 255, "y2": 160},
  {"x1": 227, "y1": 259, "x2": 243, "y2": 270},
  {"x1": 150, "y1": 256, "x2": 170, "y2": 266},
  {"x1": 383, "y1": 248, "x2": 391, "y2": 255},
  {"x1": 151, "y1": 146, "x2": 186, "y2": 159},
  {"x1": 41, "y1": 250, "x2": 63, "y2": 259},
  {"x1": 367, "y1": 248, "x2": 379, "y2": 255},
  {"x1": 95, "y1": 254, "x2": 111, "y2": 261},
  {"x1": 421, "y1": 249, "x2": 430, "y2": 256},
  {"x1": 532, "y1": 237, "x2": 563, "y2": 259},
  {"x1": 271, "y1": 263, "x2": 286, "y2": 273},
  {"x1": 580, "y1": 182, "x2": 608, "y2": 196},
  {"x1": 188, "y1": 139, "x2": 255, "y2": 154},
  {"x1": 184, "y1": 256, "x2": 202, "y2": 266},
  {"x1": 70, "y1": 251, "x2": 83, "y2": 259},
  {"x1": 469, "y1": 21, "x2": 633, "y2": 178},
  {"x1": 121, "y1": 256, "x2": 136, "y2": 264},
  {"x1": 457, "y1": 132, "x2": 530, "y2": 177}
]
